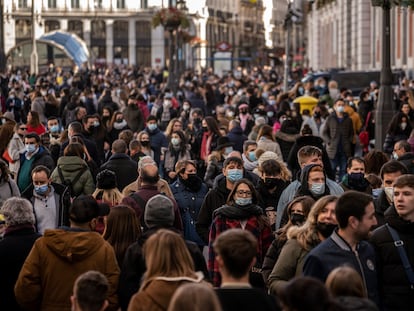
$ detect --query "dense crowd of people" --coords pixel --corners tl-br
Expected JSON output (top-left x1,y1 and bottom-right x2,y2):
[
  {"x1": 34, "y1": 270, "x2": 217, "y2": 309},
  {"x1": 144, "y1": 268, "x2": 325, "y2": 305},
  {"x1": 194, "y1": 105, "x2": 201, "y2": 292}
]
[{"x1": 0, "y1": 64, "x2": 413, "y2": 311}]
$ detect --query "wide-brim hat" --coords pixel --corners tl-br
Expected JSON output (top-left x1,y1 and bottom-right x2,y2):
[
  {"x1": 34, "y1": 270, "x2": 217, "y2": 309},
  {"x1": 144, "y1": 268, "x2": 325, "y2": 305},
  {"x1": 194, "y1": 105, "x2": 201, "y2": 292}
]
[{"x1": 216, "y1": 136, "x2": 234, "y2": 150}]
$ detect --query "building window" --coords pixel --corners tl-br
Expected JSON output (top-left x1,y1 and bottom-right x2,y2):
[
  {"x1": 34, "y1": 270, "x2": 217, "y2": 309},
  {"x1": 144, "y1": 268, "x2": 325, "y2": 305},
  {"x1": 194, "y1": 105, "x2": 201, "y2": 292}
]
[
  {"x1": 45, "y1": 20, "x2": 60, "y2": 33},
  {"x1": 91, "y1": 46, "x2": 106, "y2": 63},
  {"x1": 113, "y1": 21, "x2": 129, "y2": 44},
  {"x1": 15, "y1": 19, "x2": 31, "y2": 42},
  {"x1": 116, "y1": 0, "x2": 125, "y2": 9},
  {"x1": 68, "y1": 20, "x2": 83, "y2": 39},
  {"x1": 18, "y1": 0, "x2": 28, "y2": 8},
  {"x1": 94, "y1": 0, "x2": 103, "y2": 9},
  {"x1": 91, "y1": 20, "x2": 106, "y2": 39},
  {"x1": 136, "y1": 21, "x2": 151, "y2": 66},
  {"x1": 114, "y1": 46, "x2": 128, "y2": 64},
  {"x1": 48, "y1": 0, "x2": 57, "y2": 8},
  {"x1": 140, "y1": 0, "x2": 148, "y2": 9},
  {"x1": 71, "y1": 0, "x2": 80, "y2": 9}
]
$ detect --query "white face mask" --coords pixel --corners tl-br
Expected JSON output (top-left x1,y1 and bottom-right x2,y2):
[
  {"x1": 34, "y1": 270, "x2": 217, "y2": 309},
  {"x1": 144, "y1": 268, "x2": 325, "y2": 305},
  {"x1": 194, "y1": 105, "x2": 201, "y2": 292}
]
[
  {"x1": 384, "y1": 187, "x2": 394, "y2": 202},
  {"x1": 401, "y1": 122, "x2": 407, "y2": 130}
]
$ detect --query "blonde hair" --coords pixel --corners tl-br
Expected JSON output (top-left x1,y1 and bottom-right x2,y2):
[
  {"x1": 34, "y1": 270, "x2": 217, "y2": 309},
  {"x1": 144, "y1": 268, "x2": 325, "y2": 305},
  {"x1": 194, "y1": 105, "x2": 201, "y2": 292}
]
[
  {"x1": 288, "y1": 195, "x2": 338, "y2": 251},
  {"x1": 142, "y1": 229, "x2": 197, "y2": 289},
  {"x1": 168, "y1": 283, "x2": 222, "y2": 311},
  {"x1": 92, "y1": 188, "x2": 124, "y2": 207}
]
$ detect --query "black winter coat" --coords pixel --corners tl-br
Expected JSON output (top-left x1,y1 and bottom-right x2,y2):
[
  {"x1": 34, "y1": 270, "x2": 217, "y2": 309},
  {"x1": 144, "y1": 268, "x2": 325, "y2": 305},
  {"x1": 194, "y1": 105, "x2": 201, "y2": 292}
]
[
  {"x1": 370, "y1": 206, "x2": 414, "y2": 311},
  {"x1": 99, "y1": 153, "x2": 138, "y2": 191},
  {"x1": 227, "y1": 126, "x2": 248, "y2": 153}
]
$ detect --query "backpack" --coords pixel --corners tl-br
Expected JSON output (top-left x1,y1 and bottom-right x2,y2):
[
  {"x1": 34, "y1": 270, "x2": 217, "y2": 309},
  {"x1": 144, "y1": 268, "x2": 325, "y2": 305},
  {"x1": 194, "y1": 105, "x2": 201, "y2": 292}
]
[{"x1": 57, "y1": 166, "x2": 88, "y2": 198}]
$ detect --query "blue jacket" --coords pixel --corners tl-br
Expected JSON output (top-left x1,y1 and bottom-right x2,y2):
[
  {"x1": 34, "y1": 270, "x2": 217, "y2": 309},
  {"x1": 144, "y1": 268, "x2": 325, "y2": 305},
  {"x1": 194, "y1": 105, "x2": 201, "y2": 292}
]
[
  {"x1": 226, "y1": 126, "x2": 247, "y2": 153},
  {"x1": 171, "y1": 178, "x2": 208, "y2": 246},
  {"x1": 303, "y1": 230, "x2": 379, "y2": 306},
  {"x1": 145, "y1": 127, "x2": 168, "y2": 165}
]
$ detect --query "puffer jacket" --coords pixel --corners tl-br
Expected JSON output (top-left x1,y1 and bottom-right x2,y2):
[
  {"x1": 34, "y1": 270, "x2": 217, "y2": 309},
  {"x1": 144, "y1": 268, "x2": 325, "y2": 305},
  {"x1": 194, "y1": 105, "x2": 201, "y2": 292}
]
[
  {"x1": 14, "y1": 228, "x2": 120, "y2": 311},
  {"x1": 51, "y1": 156, "x2": 95, "y2": 196}
]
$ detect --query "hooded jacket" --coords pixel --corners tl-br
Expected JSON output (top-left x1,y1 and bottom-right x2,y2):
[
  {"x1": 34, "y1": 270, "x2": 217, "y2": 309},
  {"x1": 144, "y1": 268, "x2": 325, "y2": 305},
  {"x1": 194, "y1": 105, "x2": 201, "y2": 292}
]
[
  {"x1": 14, "y1": 229, "x2": 120, "y2": 311},
  {"x1": 370, "y1": 206, "x2": 414, "y2": 311},
  {"x1": 295, "y1": 164, "x2": 330, "y2": 200},
  {"x1": 51, "y1": 156, "x2": 95, "y2": 196}
]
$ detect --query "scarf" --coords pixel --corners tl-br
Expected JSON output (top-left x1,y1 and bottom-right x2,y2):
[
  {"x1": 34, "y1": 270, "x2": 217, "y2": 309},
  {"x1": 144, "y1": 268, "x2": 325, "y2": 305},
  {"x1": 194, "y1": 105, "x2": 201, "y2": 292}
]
[
  {"x1": 242, "y1": 153, "x2": 258, "y2": 171},
  {"x1": 214, "y1": 203, "x2": 263, "y2": 219},
  {"x1": 161, "y1": 107, "x2": 171, "y2": 122},
  {"x1": 239, "y1": 113, "x2": 250, "y2": 131}
]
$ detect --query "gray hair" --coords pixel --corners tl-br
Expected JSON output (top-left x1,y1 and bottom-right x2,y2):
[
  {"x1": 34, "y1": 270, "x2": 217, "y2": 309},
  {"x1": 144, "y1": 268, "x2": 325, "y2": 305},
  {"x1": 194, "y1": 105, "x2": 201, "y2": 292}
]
[
  {"x1": 138, "y1": 155, "x2": 156, "y2": 170},
  {"x1": 1, "y1": 197, "x2": 35, "y2": 226}
]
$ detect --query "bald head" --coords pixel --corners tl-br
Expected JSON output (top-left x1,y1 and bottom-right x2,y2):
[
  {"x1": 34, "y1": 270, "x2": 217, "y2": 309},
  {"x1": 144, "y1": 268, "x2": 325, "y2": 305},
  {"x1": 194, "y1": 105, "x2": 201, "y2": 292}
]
[
  {"x1": 141, "y1": 164, "x2": 160, "y2": 185},
  {"x1": 228, "y1": 150, "x2": 242, "y2": 159}
]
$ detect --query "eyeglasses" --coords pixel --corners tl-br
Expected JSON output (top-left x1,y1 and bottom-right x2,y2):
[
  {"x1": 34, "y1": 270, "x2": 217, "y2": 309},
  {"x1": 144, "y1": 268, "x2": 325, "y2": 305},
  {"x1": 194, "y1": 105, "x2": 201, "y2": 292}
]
[{"x1": 236, "y1": 190, "x2": 252, "y2": 197}]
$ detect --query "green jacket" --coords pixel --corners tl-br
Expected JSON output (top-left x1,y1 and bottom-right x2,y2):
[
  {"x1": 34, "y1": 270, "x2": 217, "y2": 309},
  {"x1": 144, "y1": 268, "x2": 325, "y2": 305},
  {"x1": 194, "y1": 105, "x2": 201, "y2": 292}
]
[{"x1": 51, "y1": 156, "x2": 95, "y2": 196}]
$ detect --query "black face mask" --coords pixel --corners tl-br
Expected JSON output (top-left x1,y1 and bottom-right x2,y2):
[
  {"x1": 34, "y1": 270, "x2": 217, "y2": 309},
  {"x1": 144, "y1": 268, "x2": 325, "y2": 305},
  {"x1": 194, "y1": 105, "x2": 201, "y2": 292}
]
[
  {"x1": 140, "y1": 141, "x2": 150, "y2": 147},
  {"x1": 240, "y1": 110, "x2": 247, "y2": 115},
  {"x1": 202, "y1": 126, "x2": 208, "y2": 132},
  {"x1": 194, "y1": 118, "x2": 201, "y2": 126},
  {"x1": 313, "y1": 111, "x2": 321, "y2": 118},
  {"x1": 316, "y1": 222, "x2": 337, "y2": 238},
  {"x1": 180, "y1": 174, "x2": 202, "y2": 192},
  {"x1": 264, "y1": 178, "x2": 284, "y2": 189},
  {"x1": 290, "y1": 213, "x2": 306, "y2": 226},
  {"x1": 348, "y1": 172, "x2": 369, "y2": 191}
]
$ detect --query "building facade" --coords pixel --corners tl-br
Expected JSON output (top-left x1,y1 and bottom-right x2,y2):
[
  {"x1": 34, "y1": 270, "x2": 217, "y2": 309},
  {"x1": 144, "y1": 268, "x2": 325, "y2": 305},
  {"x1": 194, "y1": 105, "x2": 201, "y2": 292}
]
[{"x1": 307, "y1": 0, "x2": 414, "y2": 76}]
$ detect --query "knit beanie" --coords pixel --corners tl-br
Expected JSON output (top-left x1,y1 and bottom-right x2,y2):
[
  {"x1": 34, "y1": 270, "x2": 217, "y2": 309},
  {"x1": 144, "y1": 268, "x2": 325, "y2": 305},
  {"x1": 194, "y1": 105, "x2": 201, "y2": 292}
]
[
  {"x1": 258, "y1": 151, "x2": 279, "y2": 167},
  {"x1": 96, "y1": 169, "x2": 117, "y2": 190},
  {"x1": 144, "y1": 194, "x2": 175, "y2": 228}
]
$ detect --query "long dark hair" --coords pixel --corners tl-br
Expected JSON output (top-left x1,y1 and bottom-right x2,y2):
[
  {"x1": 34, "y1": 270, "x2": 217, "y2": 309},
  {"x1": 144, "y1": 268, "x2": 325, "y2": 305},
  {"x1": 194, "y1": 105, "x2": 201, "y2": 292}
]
[
  {"x1": 169, "y1": 130, "x2": 188, "y2": 156},
  {"x1": 204, "y1": 116, "x2": 222, "y2": 137},
  {"x1": 387, "y1": 112, "x2": 412, "y2": 135}
]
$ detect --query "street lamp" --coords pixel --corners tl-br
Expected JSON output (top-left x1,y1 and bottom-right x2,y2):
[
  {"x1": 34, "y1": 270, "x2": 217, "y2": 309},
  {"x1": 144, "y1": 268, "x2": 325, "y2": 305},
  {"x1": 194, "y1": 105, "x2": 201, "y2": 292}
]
[
  {"x1": 30, "y1": 0, "x2": 39, "y2": 75},
  {"x1": 371, "y1": 0, "x2": 393, "y2": 151}
]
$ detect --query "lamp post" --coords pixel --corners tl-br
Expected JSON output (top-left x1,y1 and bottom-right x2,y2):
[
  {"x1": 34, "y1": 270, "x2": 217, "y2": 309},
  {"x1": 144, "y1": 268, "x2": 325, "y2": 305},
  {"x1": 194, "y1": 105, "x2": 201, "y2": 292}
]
[
  {"x1": 0, "y1": 0, "x2": 6, "y2": 72},
  {"x1": 30, "y1": 0, "x2": 39, "y2": 75},
  {"x1": 372, "y1": 0, "x2": 394, "y2": 151}
]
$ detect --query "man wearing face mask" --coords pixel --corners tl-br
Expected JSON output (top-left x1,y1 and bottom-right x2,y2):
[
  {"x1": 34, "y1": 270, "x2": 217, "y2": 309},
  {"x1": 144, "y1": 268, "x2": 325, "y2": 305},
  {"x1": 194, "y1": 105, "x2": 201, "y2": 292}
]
[
  {"x1": 322, "y1": 99, "x2": 354, "y2": 181},
  {"x1": 17, "y1": 133, "x2": 55, "y2": 193},
  {"x1": 257, "y1": 159, "x2": 289, "y2": 212},
  {"x1": 374, "y1": 161, "x2": 408, "y2": 226},
  {"x1": 196, "y1": 157, "x2": 245, "y2": 244},
  {"x1": 21, "y1": 165, "x2": 71, "y2": 234},
  {"x1": 295, "y1": 164, "x2": 330, "y2": 202},
  {"x1": 144, "y1": 115, "x2": 168, "y2": 166},
  {"x1": 392, "y1": 140, "x2": 414, "y2": 173},
  {"x1": 242, "y1": 140, "x2": 258, "y2": 172},
  {"x1": 156, "y1": 93, "x2": 178, "y2": 131},
  {"x1": 340, "y1": 157, "x2": 372, "y2": 194},
  {"x1": 301, "y1": 104, "x2": 326, "y2": 137}
]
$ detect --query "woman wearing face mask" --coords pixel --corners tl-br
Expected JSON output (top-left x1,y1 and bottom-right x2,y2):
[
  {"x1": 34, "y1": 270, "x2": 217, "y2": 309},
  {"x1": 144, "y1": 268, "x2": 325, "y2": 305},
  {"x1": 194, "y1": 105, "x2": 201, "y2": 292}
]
[
  {"x1": 204, "y1": 136, "x2": 234, "y2": 189},
  {"x1": 136, "y1": 131, "x2": 154, "y2": 159},
  {"x1": 109, "y1": 111, "x2": 129, "y2": 144},
  {"x1": 7, "y1": 123, "x2": 27, "y2": 179},
  {"x1": 383, "y1": 112, "x2": 412, "y2": 155},
  {"x1": 163, "y1": 130, "x2": 191, "y2": 183},
  {"x1": 268, "y1": 195, "x2": 338, "y2": 295},
  {"x1": 171, "y1": 160, "x2": 208, "y2": 248},
  {"x1": 261, "y1": 196, "x2": 315, "y2": 282},
  {"x1": 208, "y1": 179, "x2": 273, "y2": 288}
]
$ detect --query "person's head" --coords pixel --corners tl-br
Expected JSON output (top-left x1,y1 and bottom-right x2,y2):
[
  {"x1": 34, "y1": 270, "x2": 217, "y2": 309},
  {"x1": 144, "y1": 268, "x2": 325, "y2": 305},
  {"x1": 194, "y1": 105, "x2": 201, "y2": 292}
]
[
  {"x1": 68, "y1": 121, "x2": 83, "y2": 137},
  {"x1": 380, "y1": 160, "x2": 408, "y2": 201},
  {"x1": 137, "y1": 131, "x2": 150, "y2": 148},
  {"x1": 144, "y1": 194, "x2": 175, "y2": 228},
  {"x1": 346, "y1": 157, "x2": 366, "y2": 174},
  {"x1": 69, "y1": 195, "x2": 100, "y2": 229},
  {"x1": 103, "y1": 205, "x2": 141, "y2": 263},
  {"x1": 15, "y1": 122, "x2": 27, "y2": 136},
  {"x1": 71, "y1": 271, "x2": 109, "y2": 311},
  {"x1": 393, "y1": 174, "x2": 414, "y2": 222},
  {"x1": 170, "y1": 130, "x2": 186, "y2": 149},
  {"x1": 222, "y1": 156, "x2": 244, "y2": 184},
  {"x1": 297, "y1": 146, "x2": 323, "y2": 168},
  {"x1": 24, "y1": 132, "x2": 41, "y2": 154},
  {"x1": 140, "y1": 163, "x2": 159, "y2": 185},
  {"x1": 260, "y1": 159, "x2": 285, "y2": 190},
  {"x1": 165, "y1": 118, "x2": 183, "y2": 137},
  {"x1": 96, "y1": 169, "x2": 118, "y2": 190},
  {"x1": 363, "y1": 150, "x2": 389, "y2": 175},
  {"x1": 279, "y1": 277, "x2": 340, "y2": 311},
  {"x1": 227, "y1": 178, "x2": 259, "y2": 206},
  {"x1": 176, "y1": 159, "x2": 197, "y2": 180},
  {"x1": 27, "y1": 110, "x2": 40, "y2": 126},
  {"x1": 118, "y1": 129, "x2": 134, "y2": 146},
  {"x1": 168, "y1": 283, "x2": 222, "y2": 311},
  {"x1": 257, "y1": 124, "x2": 274, "y2": 141},
  {"x1": 82, "y1": 115, "x2": 96, "y2": 132},
  {"x1": 335, "y1": 191, "x2": 377, "y2": 240},
  {"x1": 213, "y1": 228, "x2": 257, "y2": 280},
  {"x1": 243, "y1": 140, "x2": 257, "y2": 162},
  {"x1": 143, "y1": 229, "x2": 195, "y2": 284},
  {"x1": 304, "y1": 195, "x2": 338, "y2": 239},
  {"x1": 202, "y1": 116, "x2": 221, "y2": 135},
  {"x1": 285, "y1": 196, "x2": 315, "y2": 227},
  {"x1": 334, "y1": 98, "x2": 345, "y2": 115},
  {"x1": 0, "y1": 197, "x2": 35, "y2": 226},
  {"x1": 146, "y1": 115, "x2": 158, "y2": 131},
  {"x1": 31, "y1": 165, "x2": 51, "y2": 197},
  {"x1": 393, "y1": 140, "x2": 411, "y2": 159},
  {"x1": 111, "y1": 139, "x2": 128, "y2": 154},
  {"x1": 64, "y1": 142, "x2": 85, "y2": 158},
  {"x1": 301, "y1": 164, "x2": 326, "y2": 197},
  {"x1": 47, "y1": 117, "x2": 60, "y2": 134},
  {"x1": 326, "y1": 266, "x2": 367, "y2": 298},
  {"x1": 75, "y1": 106, "x2": 87, "y2": 121},
  {"x1": 401, "y1": 102, "x2": 411, "y2": 116}
]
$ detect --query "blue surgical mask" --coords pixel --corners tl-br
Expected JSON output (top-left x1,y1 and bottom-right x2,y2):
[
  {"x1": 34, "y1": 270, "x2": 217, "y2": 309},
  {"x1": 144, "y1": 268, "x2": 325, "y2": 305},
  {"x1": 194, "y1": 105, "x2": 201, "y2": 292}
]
[
  {"x1": 235, "y1": 197, "x2": 252, "y2": 206},
  {"x1": 34, "y1": 184, "x2": 49, "y2": 196},
  {"x1": 336, "y1": 106, "x2": 345, "y2": 113},
  {"x1": 248, "y1": 151, "x2": 257, "y2": 162},
  {"x1": 269, "y1": 99, "x2": 276, "y2": 106},
  {"x1": 267, "y1": 111, "x2": 274, "y2": 118},
  {"x1": 227, "y1": 169, "x2": 243, "y2": 183},
  {"x1": 171, "y1": 138, "x2": 180, "y2": 146},
  {"x1": 148, "y1": 123, "x2": 157, "y2": 131},
  {"x1": 372, "y1": 188, "x2": 382, "y2": 199},
  {"x1": 93, "y1": 121, "x2": 100, "y2": 127},
  {"x1": 310, "y1": 183, "x2": 325, "y2": 195},
  {"x1": 50, "y1": 125, "x2": 60, "y2": 133},
  {"x1": 224, "y1": 146, "x2": 233, "y2": 155},
  {"x1": 25, "y1": 144, "x2": 36, "y2": 153}
]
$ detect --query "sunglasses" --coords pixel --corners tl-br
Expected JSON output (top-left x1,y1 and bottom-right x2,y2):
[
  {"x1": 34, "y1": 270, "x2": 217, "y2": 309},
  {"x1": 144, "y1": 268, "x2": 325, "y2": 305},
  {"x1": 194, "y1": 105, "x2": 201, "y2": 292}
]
[{"x1": 19, "y1": 127, "x2": 27, "y2": 130}]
